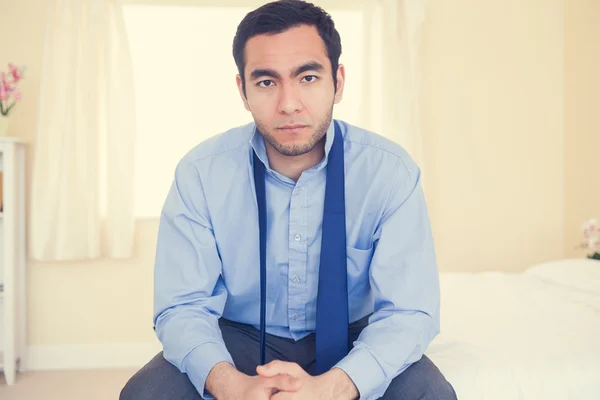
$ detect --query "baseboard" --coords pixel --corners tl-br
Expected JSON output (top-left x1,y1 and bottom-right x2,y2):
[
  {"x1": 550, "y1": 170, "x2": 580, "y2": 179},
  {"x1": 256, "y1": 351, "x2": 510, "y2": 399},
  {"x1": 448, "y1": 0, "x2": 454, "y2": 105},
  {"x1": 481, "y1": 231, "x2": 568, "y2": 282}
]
[{"x1": 25, "y1": 340, "x2": 162, "y2": 371}]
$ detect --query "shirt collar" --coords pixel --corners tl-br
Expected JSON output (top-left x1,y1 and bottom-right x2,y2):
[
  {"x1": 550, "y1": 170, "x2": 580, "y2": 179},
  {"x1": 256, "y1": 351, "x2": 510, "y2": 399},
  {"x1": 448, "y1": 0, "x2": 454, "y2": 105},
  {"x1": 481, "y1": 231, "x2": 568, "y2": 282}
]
[{"x1": 250, "y1": 119, "x2": 335, "y2": 173}]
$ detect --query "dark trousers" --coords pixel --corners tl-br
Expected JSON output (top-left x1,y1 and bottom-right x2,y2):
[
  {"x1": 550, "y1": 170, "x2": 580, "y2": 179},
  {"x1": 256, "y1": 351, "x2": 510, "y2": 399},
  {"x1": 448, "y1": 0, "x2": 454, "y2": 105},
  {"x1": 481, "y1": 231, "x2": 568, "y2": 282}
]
[{"x1": 120, "y1": 316, "x2": 457, "y2": 399}]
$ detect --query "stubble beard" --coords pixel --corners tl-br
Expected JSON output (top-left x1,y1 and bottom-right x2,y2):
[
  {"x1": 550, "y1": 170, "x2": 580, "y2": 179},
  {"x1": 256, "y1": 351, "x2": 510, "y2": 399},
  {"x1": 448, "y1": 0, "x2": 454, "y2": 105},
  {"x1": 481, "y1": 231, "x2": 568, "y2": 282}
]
[{"x1": 256, "y1": 106, "x2": 334, "y2": 157}]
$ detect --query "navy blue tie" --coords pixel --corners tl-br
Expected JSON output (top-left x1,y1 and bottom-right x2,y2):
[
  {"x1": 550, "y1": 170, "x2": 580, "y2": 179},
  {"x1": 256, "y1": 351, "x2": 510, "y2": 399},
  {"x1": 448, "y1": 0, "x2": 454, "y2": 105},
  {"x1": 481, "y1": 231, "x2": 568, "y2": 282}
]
[{"x1": 253, "y1": 121, "x2": 349, "y2": 373}]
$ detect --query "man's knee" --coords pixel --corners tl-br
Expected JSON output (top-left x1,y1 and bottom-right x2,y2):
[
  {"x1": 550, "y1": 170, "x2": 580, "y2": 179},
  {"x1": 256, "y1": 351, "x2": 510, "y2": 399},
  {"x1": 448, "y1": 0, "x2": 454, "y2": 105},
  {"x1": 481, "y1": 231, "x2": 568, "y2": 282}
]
[
  {"x1": 422, "y1": 374, "x2": 458, "y2": 400},
  {"x1": 120, "y1": 374, "x2": 142, "y2": 400},
  {"x1": 119, "y1": 381, "x2": 134, "y2": 400},
  {"x1": 383, "y1": 355, "x2": 457, "y2": 400},
  {"x1": 120, "y1": 368, "x2": 155, "y2": 400},
  {"x1": 118, "y1": 351, "x2": 201, "y2": 400}
]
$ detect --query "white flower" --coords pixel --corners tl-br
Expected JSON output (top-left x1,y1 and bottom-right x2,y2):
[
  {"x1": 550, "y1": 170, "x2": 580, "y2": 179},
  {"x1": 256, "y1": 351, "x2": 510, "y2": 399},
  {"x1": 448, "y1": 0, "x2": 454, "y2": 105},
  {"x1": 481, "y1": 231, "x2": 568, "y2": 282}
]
[{"x1": 582, "y1": 217, "x2": 598, "y2": 233}]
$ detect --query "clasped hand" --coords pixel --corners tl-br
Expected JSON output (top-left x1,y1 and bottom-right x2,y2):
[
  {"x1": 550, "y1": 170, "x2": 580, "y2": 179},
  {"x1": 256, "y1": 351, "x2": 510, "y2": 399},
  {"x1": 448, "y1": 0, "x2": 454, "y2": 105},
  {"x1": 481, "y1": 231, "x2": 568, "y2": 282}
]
[{"x1": 235, "y1": 360, "x2": 331, "y2": 400}]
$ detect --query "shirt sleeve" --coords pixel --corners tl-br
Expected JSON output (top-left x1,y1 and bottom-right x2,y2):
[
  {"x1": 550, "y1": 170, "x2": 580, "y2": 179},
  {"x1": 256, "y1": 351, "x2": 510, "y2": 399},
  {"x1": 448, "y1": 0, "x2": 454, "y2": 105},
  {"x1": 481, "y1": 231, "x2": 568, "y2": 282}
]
[
  {"x1": 153, "y1": 158, "x2": 235, "y2": 400},
  {"x1": 334, "y1": 155, "x2": 441, "y2": 400}
]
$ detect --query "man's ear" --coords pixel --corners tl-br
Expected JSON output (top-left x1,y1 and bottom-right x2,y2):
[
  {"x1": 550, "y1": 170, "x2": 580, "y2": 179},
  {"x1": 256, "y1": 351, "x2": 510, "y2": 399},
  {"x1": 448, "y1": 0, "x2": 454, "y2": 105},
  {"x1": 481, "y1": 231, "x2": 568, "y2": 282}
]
[
  {"x1": 236, "y1": 74, "x2": 251, "y2": 111},
  {"x1": 333, "y1": 64, "x2": 345, "y2": 105}
]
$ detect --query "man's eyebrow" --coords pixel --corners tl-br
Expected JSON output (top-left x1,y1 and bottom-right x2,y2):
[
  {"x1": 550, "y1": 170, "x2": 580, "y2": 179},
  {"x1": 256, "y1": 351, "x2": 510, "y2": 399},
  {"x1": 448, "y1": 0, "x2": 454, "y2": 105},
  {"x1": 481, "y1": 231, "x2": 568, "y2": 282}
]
[
  {"x1": 249, "y1": 61, "x2": 325, "y2": 81},
  {"x1": 292, "y1": 61, "x2": 325, "y2": 77}
]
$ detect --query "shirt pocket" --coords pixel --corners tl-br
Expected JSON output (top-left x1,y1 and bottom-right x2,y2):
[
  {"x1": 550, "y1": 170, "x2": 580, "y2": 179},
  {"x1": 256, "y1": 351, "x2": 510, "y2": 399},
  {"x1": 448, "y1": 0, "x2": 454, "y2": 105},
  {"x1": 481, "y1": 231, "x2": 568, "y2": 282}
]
[{"x1": 346, "y1": 244, "x2": 374, "y2": 296}]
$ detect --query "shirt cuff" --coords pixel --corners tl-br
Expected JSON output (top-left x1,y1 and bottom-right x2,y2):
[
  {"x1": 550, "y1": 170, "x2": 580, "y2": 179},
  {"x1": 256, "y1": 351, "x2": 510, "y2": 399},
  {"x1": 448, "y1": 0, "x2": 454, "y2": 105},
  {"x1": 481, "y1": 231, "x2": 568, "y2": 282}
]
[
  {"x1": 333, "y1": 347, "x2": 387, "y2": 400},
  {"x1": 182, "y1": 341, "x2": 236, "y2": 400}
]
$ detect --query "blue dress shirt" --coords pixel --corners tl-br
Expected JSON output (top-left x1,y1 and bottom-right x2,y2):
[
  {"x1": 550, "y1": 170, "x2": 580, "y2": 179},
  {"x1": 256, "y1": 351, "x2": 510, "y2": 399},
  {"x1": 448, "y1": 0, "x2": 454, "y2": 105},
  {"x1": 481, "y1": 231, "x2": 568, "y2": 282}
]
[{"x1": 153, "y1": 118, "x2": 441, "y2": 400}]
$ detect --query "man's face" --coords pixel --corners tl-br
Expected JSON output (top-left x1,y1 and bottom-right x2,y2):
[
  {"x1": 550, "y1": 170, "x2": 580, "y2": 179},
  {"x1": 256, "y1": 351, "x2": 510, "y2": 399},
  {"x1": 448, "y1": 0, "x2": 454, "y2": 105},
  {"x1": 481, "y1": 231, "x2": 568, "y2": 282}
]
[{"x1": 236, "y1": 24, "x2": 345, "y2": 157}]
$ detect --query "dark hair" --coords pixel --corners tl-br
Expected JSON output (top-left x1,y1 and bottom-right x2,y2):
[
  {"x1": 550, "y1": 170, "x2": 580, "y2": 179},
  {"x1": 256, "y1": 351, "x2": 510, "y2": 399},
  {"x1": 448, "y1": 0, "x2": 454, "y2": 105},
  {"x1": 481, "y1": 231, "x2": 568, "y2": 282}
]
[{"x1": 232, "y1": 0, "x2": 342, "y2": 98}]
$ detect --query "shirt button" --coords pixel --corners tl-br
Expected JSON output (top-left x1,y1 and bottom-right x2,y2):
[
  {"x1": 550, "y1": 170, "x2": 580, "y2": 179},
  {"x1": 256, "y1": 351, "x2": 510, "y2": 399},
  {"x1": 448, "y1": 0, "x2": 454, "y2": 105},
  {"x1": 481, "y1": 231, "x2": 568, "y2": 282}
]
[
  {"x1": 293, "y1": 276, "x2": 301, "y2": 284},
  {"x1": 293, "y1": 314, "x2": 300, "y2": 320},
  {"x1": 294, "y1": 234, "x2": 301, "y2": 241},
  {"x1": 294, "y1": 188, "x2": 302, "y2": 196}
]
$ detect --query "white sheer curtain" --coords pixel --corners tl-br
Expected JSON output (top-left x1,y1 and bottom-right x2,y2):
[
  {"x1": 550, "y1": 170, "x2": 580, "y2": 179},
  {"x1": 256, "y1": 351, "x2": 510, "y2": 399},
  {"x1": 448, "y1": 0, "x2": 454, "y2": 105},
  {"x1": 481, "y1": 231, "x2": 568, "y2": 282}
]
[
  {"x1": 29, "y1": 0, "x2": 136, "y2": 261},
  {"x1": 361, "y1": 0, "x2": 427, "y2": 180}
]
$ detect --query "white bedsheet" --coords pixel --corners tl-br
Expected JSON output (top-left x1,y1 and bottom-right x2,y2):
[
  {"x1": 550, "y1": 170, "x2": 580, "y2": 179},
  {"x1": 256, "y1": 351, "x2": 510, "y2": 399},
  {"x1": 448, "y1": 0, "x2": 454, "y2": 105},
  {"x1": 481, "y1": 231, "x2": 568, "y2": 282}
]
[{"x1": 425, "y1": 259, "x2": 600, "y2": 399}]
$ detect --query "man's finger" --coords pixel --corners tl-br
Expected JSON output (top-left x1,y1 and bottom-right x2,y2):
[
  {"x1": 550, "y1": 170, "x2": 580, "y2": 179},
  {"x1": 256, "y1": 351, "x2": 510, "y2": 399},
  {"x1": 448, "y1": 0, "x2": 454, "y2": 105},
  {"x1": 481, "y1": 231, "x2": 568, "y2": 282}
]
[
  {"x1": 256, "y1": 364, "x2": 280, "y2": 377},
  {"x1": 259, "y1": 359, "x2": 286, "y2": 371},
  {"x1": 272, "y1": 392, "x2": 294, "y2": 400},
  {"x1": 257, "y1": 361, "x2": 303, "y2": 377},
  {"x1": 266, "y1": 373, "x2": 303, "y2": 392}
]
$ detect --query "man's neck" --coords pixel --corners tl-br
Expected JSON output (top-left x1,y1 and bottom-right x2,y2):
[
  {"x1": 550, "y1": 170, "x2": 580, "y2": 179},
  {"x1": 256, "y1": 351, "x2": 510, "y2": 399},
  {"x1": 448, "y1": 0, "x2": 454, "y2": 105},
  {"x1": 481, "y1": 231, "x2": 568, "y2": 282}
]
[{"x1": 265, "y1": 139, "x2": 325, "y2": 182}]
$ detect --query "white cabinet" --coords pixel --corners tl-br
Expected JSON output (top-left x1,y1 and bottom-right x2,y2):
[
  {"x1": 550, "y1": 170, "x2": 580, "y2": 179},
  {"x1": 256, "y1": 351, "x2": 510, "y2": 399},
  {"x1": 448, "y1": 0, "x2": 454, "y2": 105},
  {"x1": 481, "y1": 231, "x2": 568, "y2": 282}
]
[{"x1": 0, "y1": 138, "x2": 27, "y2": 385}]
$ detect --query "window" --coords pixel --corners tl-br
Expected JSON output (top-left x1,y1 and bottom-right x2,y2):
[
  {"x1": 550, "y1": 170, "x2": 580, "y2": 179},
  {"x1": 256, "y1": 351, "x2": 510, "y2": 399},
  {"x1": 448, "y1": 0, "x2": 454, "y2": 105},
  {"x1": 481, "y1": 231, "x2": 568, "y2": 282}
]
[{"x1": 122, "y1": 4, "x2": 365, "y2": 218}]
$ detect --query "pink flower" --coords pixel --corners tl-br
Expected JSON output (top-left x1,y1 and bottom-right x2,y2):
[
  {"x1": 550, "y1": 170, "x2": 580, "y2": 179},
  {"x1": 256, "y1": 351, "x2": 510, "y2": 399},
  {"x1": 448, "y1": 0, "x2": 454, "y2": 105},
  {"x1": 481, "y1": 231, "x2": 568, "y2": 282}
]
[
  {"x1": 1, "y1": 75, "x2": 13, "y2": 92},
  {"x1": 0, "y1": 82, "x2": 7, "y2": 101},
  {"x1": 8, "y1": 63, "x2": 22, "y2": 82},
  {"x1": 0, "y1": 63, "x2": 25, "y2": 115}
]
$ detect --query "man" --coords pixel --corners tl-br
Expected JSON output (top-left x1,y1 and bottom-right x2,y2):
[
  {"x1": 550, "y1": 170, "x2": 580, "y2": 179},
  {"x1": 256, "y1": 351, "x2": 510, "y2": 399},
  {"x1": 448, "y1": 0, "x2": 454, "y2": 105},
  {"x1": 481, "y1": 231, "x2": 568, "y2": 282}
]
[{"x1": 121, "y1": 0, "x2": 457, "y2": 399}]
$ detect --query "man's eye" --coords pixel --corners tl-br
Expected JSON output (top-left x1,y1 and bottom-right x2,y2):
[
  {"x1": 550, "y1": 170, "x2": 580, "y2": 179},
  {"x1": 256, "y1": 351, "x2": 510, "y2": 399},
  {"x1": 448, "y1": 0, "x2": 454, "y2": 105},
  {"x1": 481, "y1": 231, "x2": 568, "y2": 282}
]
[
  {"x1": 302, "y1": 75, "x2": 318, "y2": 83},
  {"x1": 258, "y1": 80, "x2": 274, "y2": 88}
]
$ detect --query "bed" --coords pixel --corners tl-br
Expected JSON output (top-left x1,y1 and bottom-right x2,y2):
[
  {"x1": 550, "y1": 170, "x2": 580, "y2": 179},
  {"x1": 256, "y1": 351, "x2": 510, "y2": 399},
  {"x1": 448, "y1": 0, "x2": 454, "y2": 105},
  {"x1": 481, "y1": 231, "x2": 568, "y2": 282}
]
[{"x1": 425, "y1": 258, "x2": 600, "y2": 399}]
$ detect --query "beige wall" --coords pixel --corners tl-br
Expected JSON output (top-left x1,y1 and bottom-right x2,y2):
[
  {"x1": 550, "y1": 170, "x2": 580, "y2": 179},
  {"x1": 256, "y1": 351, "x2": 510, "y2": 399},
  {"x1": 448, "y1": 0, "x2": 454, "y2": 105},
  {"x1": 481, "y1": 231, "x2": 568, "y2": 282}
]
[
  {"x1": 0, "y1": 0, "x2": 595, "y2": 348},
  {"x1": 564, "y1": 0, "x2": 600, "y2": 258},
  {"x1": 420, "y1": 0, "x2": 565, "y2": 272}
]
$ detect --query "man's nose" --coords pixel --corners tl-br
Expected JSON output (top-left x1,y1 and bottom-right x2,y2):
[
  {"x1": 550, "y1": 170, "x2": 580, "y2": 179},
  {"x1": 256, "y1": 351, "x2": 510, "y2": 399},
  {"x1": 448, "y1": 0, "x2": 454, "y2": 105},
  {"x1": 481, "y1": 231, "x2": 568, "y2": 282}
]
[{"x1": 277, "y1": 83, "x2": 303, "y2": 114}]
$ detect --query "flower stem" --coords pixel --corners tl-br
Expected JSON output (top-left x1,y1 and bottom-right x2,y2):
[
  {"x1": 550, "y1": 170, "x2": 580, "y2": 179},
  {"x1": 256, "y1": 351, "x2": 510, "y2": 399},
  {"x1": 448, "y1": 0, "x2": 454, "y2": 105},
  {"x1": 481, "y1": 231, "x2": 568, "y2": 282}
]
[{"x1": 4, "y1": 101, "x2": 15, "y2": 115}]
